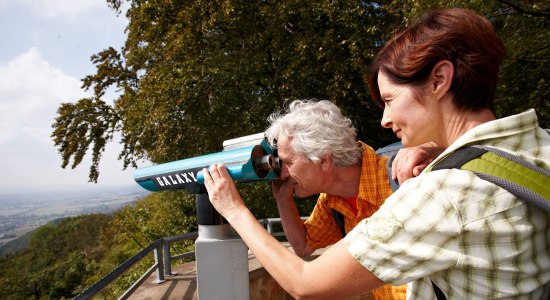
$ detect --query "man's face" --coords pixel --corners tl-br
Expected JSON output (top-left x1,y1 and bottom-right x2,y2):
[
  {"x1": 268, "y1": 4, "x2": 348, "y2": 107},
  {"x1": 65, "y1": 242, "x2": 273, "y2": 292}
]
[{"x1": 276, "y1": 135, "x2": 323, "y2": 197}]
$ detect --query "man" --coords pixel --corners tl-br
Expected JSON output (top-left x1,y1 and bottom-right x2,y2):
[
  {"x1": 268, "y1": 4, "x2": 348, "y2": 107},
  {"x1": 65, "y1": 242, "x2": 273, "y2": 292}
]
[{"x1": 264, "y1": 99, "x2": 439, "y2": 299}]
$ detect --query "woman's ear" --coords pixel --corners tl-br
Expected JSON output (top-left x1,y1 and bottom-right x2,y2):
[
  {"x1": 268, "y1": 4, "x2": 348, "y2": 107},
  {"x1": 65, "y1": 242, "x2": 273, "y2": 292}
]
[{"x1": 431, "y1": 60, "x2": 454, "y2": 98}]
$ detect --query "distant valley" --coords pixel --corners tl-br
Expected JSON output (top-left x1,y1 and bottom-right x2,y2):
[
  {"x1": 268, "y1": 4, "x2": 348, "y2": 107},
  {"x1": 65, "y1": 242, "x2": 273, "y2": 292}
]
[{"x1": 0, "y1": 185, "x2": 149, "y2": 251}]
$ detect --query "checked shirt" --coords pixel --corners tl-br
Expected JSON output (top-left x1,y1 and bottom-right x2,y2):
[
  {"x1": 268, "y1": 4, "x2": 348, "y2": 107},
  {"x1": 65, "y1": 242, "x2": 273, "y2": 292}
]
[{"x1": 345, "y1": 109, "x2": 550, "y2": 299}]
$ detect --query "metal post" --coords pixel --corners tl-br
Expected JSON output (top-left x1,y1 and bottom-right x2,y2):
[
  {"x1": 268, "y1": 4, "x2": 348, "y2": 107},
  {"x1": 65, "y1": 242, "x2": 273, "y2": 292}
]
[
  {"x1": 162, "y1": 239, "x2": 177, "y2": 276},
  {"x1": 266, "y1": 219, "x2": 274, "y2": 234},
  {"x1": 194, "y1": 193, "x2": 250, "y2": 300},
  {"x1": 153, "y1": 244, "x2": 166, "y2": 284}
]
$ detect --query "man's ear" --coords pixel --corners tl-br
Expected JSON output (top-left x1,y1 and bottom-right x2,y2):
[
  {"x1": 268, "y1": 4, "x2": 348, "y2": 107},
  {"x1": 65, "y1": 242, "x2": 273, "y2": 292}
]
[
  {"x1": 431, "y1": 60, "x2": 453, "y2": 99},
  {"x1": 320, "y1": 154, "x2": 332, "y2": 172}
]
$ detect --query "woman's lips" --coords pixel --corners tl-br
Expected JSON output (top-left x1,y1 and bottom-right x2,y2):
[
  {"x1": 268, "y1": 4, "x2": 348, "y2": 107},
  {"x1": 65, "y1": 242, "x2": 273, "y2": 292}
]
[{"x1": 394, "y1": 129, "x2": 401, "y2": 138}]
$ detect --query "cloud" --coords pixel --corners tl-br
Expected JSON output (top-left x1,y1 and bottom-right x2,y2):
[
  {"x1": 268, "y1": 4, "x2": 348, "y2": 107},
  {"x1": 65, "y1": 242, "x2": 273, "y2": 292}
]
[
  {"x1": 0, "y1": 2, "x2": 134, "y2": 193},
  {"x1": 0, "y1": 47, "x2": 134, "y2": 191},
  {"x1": 0, "y1": 47, "x2": 88, "y2": 144},
  {"x1": 21, "y1": 0, "x2": 105, "y2": 19}
]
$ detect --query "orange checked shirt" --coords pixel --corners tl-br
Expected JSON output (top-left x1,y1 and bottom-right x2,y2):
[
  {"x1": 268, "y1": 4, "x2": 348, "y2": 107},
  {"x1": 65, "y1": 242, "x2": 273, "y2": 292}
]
[{"x1": 303, "y1": 142, "x2": 407, "y2": 300}]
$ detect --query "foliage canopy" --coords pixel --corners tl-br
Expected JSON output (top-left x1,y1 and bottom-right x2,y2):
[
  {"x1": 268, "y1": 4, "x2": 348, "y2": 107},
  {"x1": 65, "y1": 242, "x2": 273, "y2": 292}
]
[
  {"x1": 53, "y1": 0, "x2": 405, "y2": 183},
  {"x1": 52, "y1": 0, "x2": 548, "y2": 184}
]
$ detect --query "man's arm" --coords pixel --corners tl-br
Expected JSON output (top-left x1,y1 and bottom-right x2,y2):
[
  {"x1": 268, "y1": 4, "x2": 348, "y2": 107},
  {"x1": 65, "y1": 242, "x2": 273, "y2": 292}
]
[{"x1": 272, "y1": 179, "x2": 315, "y2": 256}]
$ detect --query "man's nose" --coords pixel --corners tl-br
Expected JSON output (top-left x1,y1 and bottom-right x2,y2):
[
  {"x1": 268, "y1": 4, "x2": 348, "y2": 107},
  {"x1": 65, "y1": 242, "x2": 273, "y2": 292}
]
[{"x1": 280, "y1": 164, "x2": 290, "y2": 180}]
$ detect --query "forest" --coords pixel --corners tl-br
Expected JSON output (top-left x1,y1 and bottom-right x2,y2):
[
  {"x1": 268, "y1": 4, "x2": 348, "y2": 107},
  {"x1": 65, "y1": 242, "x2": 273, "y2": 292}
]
[{"x1": 1, "y1": 0, "x2": 548, "y2": 298}]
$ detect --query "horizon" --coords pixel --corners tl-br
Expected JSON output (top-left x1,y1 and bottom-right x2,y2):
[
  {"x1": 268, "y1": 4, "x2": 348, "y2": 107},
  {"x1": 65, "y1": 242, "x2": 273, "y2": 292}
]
[{"x1": 0, "y1": 183, "x2": 148, "y2": 203}]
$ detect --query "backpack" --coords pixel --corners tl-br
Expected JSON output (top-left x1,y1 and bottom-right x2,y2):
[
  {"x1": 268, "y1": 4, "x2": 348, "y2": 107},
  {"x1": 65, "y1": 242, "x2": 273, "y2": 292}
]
[
  {"x1": 332, "y1": 142, "x2": 550, "y2": 298},
  {"x1": 424, "y1": 144, "x2": 550, "y2": 300},
  {"x1": 427, "y1": 145, "x2": 550, "y2": 212},
  {"x1": 331, "y1": 142, "x2": 550, "y2": 238}
]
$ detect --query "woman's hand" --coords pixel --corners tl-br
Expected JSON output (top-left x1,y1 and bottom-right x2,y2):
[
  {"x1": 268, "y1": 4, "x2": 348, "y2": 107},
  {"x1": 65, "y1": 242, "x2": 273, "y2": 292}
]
[
  {"x1": 202, "y1": 163, "x2": 246, "y2": 222},
  {"x1": 392, "y1": 141, "x2": 444, "y2": 184}
]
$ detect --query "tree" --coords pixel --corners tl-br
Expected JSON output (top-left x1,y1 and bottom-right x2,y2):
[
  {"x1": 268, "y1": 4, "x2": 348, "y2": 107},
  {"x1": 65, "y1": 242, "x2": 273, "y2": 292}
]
[
  {"x1": 0, "y1": 215, "x2": 113, "y2": 299},
  {"x1": 52, "y1": 0, "x2": 402, "y2": 184},
  {"x1": 51, "y1": 0, "x2": 548, "y2": 220}
]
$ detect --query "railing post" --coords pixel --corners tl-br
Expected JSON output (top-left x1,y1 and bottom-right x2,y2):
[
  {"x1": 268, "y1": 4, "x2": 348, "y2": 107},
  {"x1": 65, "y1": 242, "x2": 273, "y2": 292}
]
[
  {"x1": 266, "y1": 219, "x2": 274, "y2": 234},
  {"x1": 162, "y1": 239, "x2": 177, "y2": 276},
  {"x1": 153, "y1": 243, "x2": 166, "y2": 284},
  {"x1": 195, "y1": 193, "x2": 249, "y2": 300}
]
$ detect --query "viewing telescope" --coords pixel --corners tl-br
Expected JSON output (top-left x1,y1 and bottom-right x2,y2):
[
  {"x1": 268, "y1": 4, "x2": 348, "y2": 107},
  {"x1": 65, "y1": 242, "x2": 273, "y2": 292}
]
[
  {"x1": 133, "y1": 133, "x2": 280, "y2": 298},
  {"x1": 133, "y1": 133, "x2": 280, "y2": 194}
]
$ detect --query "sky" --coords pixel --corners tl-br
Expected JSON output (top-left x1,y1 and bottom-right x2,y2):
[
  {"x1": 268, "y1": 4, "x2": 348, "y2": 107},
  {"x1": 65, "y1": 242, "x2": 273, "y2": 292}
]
[{"x1": 0, "y1": 0, "x2": 138, "y2": 194}]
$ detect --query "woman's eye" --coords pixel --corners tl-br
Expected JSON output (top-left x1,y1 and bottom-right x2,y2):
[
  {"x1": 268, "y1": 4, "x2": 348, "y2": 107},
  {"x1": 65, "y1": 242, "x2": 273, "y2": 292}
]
[{"x1": 383, "y1": 98, "x2": 393, "y2": 105}]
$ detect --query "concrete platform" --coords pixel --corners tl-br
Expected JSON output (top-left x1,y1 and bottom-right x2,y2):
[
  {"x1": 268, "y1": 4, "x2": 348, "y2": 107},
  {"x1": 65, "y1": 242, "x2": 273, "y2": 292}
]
[
  {"x1": 128, "y1": 243, "x2": 375, "y2": 300},
  {"x1": 128, "y1": 243, "x2": 295, "y2": 300}
]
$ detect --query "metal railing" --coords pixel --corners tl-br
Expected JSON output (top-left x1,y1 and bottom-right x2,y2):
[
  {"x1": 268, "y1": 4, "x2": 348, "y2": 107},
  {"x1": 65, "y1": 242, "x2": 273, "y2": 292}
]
[
  {"x1": 73, "y1": 218, "x2": 299, "y2": 300},
  {"x1": 73, "y1": 231, "x2": 198, "y2": 300}
]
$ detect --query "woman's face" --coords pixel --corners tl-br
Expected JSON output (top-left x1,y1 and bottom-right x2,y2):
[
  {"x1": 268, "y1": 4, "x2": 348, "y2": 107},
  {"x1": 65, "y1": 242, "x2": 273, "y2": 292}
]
[{"x1": 377, "y1": 71, "x2": 438, "y2": 147}]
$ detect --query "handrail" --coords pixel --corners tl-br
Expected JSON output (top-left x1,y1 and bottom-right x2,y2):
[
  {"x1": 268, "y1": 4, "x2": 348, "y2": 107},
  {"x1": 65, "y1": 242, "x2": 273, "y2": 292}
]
[
  {"x1": 162, "y1": 231, "x2": 199, "y2": 277},
  {"x1": 73, "y1": 233, "x2": 197, "y2": 300},
  {"x1": 72, "y1": 218, "x2": 296, "y2": 300}
]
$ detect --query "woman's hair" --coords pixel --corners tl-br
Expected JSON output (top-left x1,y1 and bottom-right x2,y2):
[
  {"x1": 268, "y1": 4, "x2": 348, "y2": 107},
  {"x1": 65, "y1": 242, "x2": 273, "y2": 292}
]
[
  {"x1": 368, "y1": 8, "x2": 506, "y2": 112},
  {"x1": 265, "y1": 99, "x2": 361, "y2": 167}
]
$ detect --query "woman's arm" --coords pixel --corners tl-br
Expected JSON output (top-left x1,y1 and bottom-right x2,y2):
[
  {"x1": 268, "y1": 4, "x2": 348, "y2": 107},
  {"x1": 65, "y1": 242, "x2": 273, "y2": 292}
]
[{"x1": 202, "y1": 163, "x2": 384, "y2": 299}]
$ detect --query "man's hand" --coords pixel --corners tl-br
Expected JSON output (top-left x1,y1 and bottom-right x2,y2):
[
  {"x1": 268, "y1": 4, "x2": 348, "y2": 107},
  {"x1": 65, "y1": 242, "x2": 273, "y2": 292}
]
[
  {"x1": 202, "y1": 164, "x2": 246, "y2": 222},
  {"x1": 271, "y1": 177, "x2": 314, "y2": 256},
  {"x1": 272, "y1": 178, "x2": 296, "y2": 203},
  {"x1": 392, "y1": 141, "x2": 444, "y2": 184}
]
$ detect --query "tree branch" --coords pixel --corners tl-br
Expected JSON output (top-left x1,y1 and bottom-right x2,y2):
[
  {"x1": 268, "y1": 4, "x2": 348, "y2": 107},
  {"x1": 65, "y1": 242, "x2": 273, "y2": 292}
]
[{"x1": 495, "y1": 0, "x2": 550, "y2": 17}]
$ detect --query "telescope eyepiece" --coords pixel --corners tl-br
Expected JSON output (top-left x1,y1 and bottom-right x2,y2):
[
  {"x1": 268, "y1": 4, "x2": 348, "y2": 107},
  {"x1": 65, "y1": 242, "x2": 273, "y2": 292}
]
[{"x1": 253, "y1": 154, "x2": 281, "y2": 178}]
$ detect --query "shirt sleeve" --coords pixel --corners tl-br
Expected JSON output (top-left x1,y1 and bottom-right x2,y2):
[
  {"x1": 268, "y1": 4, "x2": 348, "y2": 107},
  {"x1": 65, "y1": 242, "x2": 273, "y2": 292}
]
[
  {"x1": 304, "y1": 194, "x2": 343, "y2": 250},
  {"x1": 345, "y1": 171, "x2": 462, "y2": 285}
]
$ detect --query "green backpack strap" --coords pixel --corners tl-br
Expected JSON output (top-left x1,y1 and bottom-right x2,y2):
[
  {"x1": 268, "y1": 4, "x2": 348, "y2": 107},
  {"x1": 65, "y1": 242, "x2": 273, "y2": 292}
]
[{"x1": 430, "y1": 145, "x2": 550, "y2": 212}]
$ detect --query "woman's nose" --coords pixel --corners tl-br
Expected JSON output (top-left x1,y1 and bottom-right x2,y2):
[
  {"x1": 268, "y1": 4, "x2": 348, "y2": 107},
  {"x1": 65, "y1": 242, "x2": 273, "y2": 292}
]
[{"x1": 381, "y1": 106, "x2": 392, "y2": 128}]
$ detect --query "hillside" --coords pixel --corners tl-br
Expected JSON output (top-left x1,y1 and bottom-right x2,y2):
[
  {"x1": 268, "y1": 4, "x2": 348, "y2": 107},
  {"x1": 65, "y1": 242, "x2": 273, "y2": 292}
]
[
  {"x1": 0, "y1": 182, "x2": 310, "y2": 299},
  {"x1": 0, "y1": 218, "x2": 69, "y2": 257},
  {"x1": 0, "y1": 185, "x2": 148, "y2": 252},
  {"x1": 0, "y1": 189, "x2": 200, "y2": 299},
  {"x1": 0, "y1": 228, "x2": 34, "y2": 257}
]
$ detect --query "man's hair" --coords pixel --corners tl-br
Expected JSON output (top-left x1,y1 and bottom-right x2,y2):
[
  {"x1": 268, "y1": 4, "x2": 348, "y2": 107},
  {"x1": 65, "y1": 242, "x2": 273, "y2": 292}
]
[
  {"x1": 368, "y1": 8, "x2": 506, "y2": 112},
  {"x1": 265, "y1": 99, "x2": 361, "y2": 166}
]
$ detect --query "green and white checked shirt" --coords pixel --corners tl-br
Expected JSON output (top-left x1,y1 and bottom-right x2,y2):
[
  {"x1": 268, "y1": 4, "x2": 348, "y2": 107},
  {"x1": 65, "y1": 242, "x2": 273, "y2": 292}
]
[{"x1": 345, "y1": 109, "x2": 550, "y2": 299}]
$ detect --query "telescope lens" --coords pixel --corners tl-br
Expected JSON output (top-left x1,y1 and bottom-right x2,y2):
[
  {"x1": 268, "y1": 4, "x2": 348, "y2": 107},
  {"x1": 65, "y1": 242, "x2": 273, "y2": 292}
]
[
  {"x1": 252, "y1": 155, "x2": 272, "y2": 177},
  {"x1": 251, "y1": 145, "x2": 281, "y2": 178},
  {"x1": 271, "y1": 156, "x2": 281, "y2": 175}
]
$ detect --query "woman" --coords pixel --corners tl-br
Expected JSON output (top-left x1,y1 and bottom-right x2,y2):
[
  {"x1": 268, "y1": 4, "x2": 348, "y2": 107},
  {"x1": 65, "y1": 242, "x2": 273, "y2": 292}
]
[{"x1": 202, "y1": 8, "x2": 550, "y2": 299}]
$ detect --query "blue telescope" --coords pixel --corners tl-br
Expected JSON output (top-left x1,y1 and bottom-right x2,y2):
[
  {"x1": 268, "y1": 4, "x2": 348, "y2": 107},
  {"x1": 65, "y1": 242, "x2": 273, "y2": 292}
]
[{"x1": 133, "y1": 133, "x2": 280, "y2": 194}]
